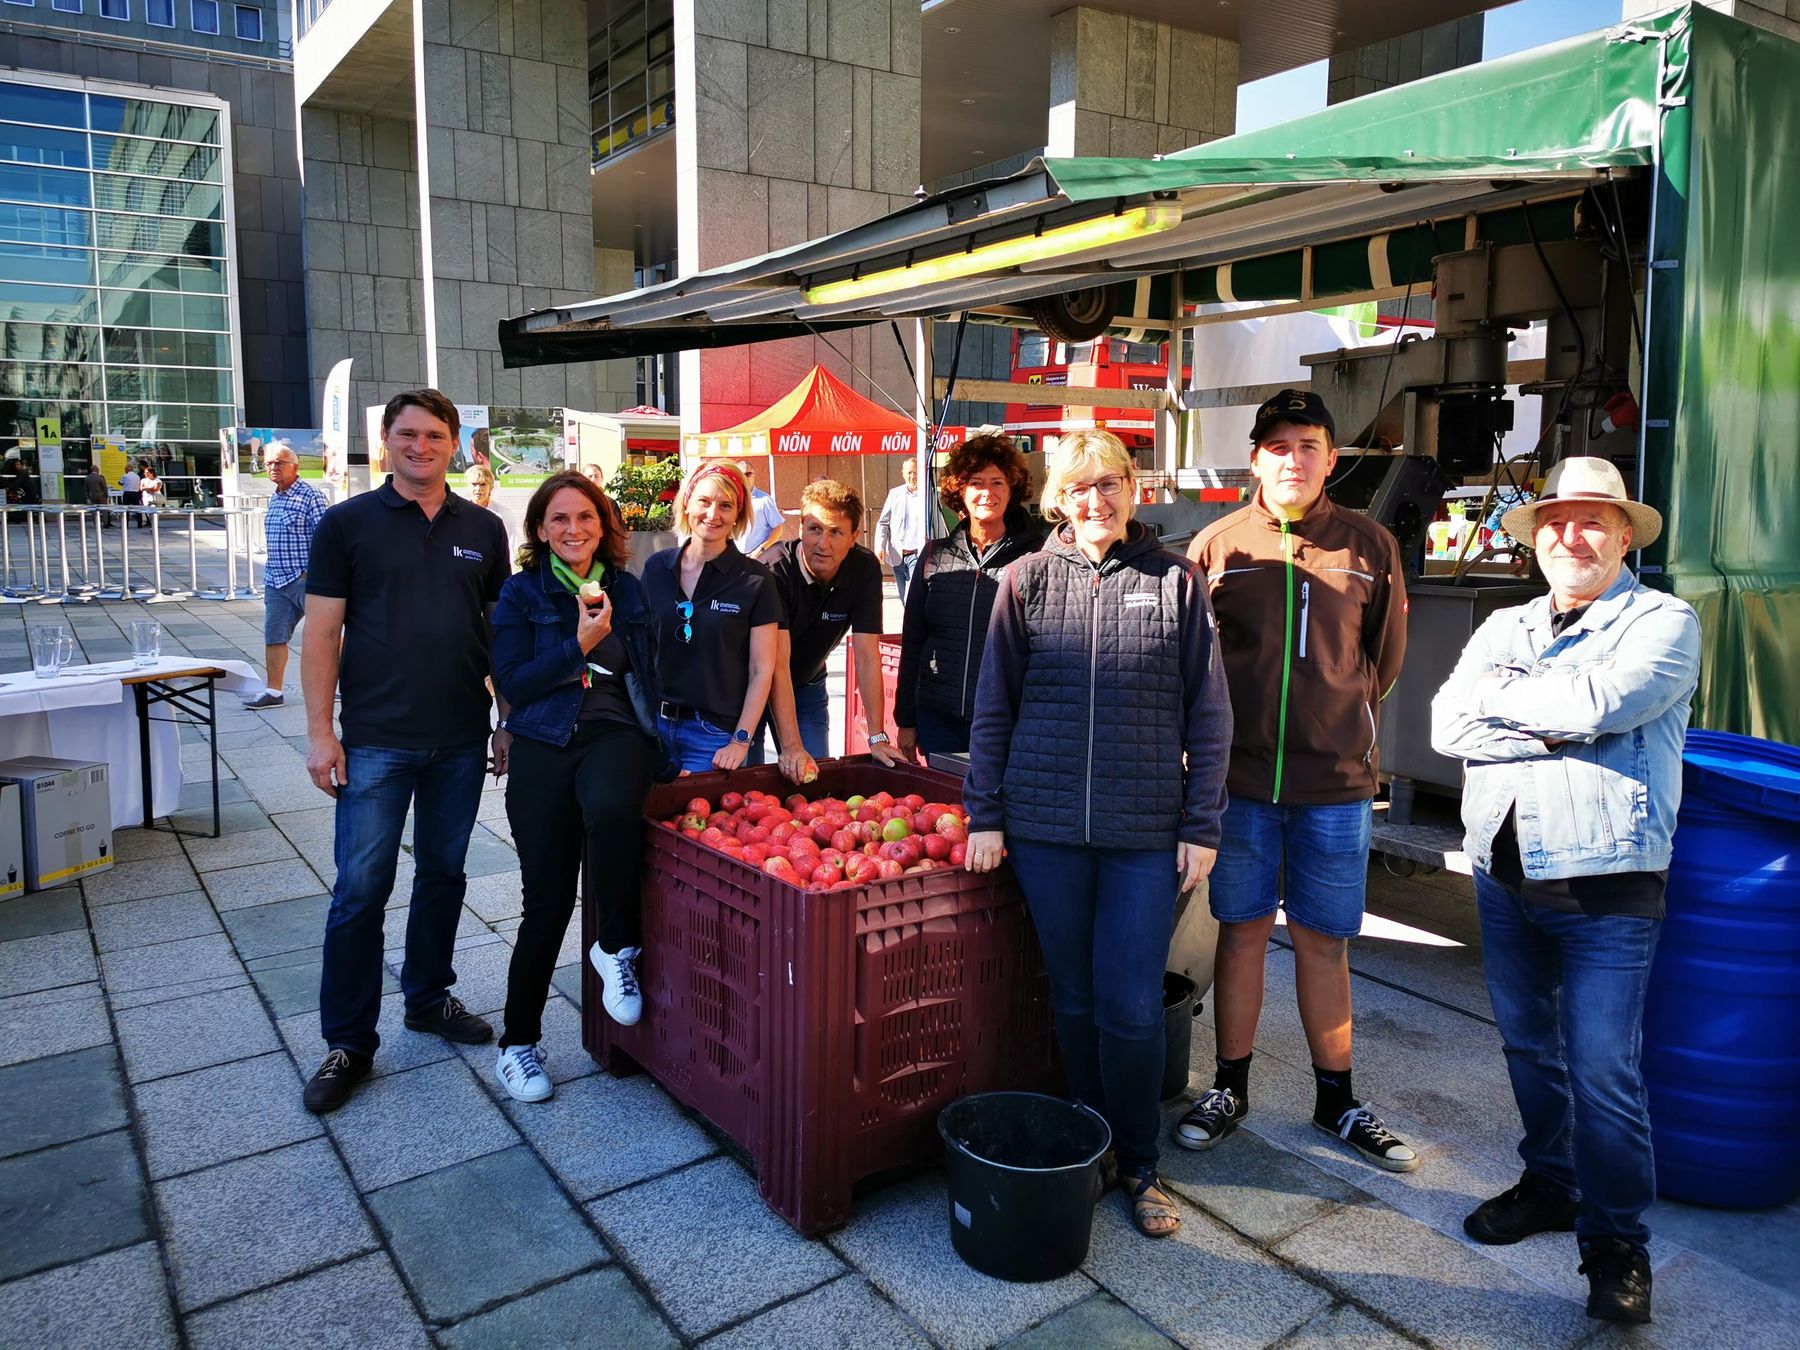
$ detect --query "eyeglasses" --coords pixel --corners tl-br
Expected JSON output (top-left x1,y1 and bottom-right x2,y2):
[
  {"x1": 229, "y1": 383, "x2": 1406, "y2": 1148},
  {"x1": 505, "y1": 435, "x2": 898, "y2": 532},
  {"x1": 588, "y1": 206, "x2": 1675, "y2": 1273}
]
[
  {"x1": 675, "y1": 599, "x2": 693, "y2": 643},
  {"x1": 1060, "y1": 476, "x2": 1127, "y2": 502}
]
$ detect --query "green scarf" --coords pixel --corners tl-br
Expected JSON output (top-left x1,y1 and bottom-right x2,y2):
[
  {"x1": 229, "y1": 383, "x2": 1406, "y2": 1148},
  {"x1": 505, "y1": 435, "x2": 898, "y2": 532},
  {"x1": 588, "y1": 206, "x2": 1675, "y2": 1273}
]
[
  {"x1": 549, "y1": 554, "x2": 610, "y2": 687},
  {"x1": 549, "y1": 553, "x2": 602, "y2": 596}
]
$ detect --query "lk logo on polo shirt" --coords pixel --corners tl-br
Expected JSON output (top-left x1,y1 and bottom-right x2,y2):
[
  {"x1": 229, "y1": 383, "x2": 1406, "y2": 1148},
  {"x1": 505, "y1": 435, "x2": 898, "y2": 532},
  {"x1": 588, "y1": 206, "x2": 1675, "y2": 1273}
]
[{"x1": 451, "y1": 545, "x2": 486, "y2": 562}]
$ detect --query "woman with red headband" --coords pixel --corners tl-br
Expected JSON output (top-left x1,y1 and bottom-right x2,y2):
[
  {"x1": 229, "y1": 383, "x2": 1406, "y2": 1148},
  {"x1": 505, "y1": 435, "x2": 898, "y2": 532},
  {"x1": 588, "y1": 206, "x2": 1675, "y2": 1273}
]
[{"x1": 639, "y1": 461, "x2": 785, "y2": 774}]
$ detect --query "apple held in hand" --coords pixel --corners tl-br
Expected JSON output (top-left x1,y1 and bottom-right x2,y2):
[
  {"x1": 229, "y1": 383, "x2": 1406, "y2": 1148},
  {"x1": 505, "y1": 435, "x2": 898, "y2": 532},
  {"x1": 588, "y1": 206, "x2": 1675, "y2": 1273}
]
[{"x1": 579, "y1": 580, "x2": 604, "y2": 605}]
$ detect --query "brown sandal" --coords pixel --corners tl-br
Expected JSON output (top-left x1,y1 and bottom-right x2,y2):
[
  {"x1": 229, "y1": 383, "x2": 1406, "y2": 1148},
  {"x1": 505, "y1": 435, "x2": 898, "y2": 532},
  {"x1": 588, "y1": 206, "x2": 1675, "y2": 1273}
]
[{"x1": 1124, "y1": 1171, "x2": 1181, "y2": 1239}]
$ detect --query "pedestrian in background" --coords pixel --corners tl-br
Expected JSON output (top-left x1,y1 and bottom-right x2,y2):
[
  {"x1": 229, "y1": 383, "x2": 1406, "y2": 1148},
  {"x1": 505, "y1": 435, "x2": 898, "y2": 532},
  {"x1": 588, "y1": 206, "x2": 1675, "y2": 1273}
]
[
  {"x1": 491, "y1": 471, "x2": 670, "y2": 1095},
  {"x1": 894, "y1": 434, "x2": 1042, "y2": 761},
  {"x1": 1433, "y1": 457, "x2": 1699, "y2": 1326},
  {"x1": 964, "y1": 429, "x2": 1231, "y2": 1240},
  {"x1": 119, "y1": 459, "x2": 141, "y2": 528},
  {"x1": 1182, "y1": 390, "x2": 1416, "y2": 1173},
  {"x1": 875, "y1": 456, "x2": 926, "y2": 600},
  {"x1": 84, "y1": 461, "x2": 111, "y2": 528},
  {"x1": 736, "y1": 459, "x2": 786, "y2": 560},
  {"x1": 299, "y1": 389, "x2": 511, "y2": 1115},
  {"x1": 640, "y1": 461, "x2": 782, "y2": 774},
  {"x1": 246, "y1": 441, "x2": 327, "y2": 710}
]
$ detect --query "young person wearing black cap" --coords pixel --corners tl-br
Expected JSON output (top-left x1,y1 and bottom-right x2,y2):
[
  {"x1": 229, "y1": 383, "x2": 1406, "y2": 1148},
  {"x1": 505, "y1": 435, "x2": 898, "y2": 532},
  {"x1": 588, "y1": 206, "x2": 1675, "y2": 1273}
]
[{"x1": 1181, "y1": 390, "x2": 1416, "y2": 1172}]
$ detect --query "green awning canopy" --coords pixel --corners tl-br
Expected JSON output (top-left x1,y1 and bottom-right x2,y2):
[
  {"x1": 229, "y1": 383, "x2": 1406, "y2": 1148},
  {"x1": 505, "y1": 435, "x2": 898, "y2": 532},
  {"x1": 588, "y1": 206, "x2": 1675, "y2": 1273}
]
[{"x1": 501, "y1": 19, "x2": 1666, "y2": 365}]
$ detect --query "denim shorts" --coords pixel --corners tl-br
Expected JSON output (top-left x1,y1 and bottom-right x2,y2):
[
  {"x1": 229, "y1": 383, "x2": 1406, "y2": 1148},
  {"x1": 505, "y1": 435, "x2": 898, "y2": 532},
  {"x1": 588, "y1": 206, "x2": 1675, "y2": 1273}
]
[
  {"x1": 1208, "y1": 795, "x2": 1373, "y2": 938},
  {"x1": 263, "y1": 575, "x2": 308, "y2": 645}
]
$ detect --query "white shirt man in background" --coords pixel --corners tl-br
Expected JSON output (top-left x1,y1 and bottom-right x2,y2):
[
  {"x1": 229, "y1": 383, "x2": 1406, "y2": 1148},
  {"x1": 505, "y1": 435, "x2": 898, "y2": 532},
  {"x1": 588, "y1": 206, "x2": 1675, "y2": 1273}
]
[{"x1": 875, "y1": 457, "x2": 925, "y2": 600}]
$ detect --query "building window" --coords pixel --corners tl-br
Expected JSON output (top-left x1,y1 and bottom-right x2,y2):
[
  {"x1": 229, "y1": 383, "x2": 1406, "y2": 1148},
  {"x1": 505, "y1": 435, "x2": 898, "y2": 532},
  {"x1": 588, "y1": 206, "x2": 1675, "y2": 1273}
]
[
  {"x1": 52, "y1": 0, "x2": 81, "y2": 13},
  {"x1": 3, "y1": 2, "x2": 37, "y2": 11},
  {"x1": 147, "y1": 0, "x2": 174, "y2": 25},
  {"x1": 233, "y1": 3, "x2": 260, "y2": 40},
  {"x1": 99, "y1": 0, "x2": 127, "y2": 17},
  {"x1": 190, "y1": 0, "x2": 217, "y2": 33}
]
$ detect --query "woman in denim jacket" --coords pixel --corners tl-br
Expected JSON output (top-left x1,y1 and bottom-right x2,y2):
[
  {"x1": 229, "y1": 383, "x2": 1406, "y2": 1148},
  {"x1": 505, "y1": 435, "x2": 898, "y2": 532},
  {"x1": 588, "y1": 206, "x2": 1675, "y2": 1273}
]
[{"x1": 490, "y1": 471, "x2": 671, "y2": 1104}]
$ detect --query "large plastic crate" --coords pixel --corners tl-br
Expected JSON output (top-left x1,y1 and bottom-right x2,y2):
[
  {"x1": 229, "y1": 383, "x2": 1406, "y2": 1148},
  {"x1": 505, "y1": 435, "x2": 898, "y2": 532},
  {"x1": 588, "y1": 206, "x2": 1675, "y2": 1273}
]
[
  {"x1": 582, "y1": 755, "x2": 1058, "y2": 1235},
  {"x1": 841, "y1": 633, "x2": 903, "y2": 756}
]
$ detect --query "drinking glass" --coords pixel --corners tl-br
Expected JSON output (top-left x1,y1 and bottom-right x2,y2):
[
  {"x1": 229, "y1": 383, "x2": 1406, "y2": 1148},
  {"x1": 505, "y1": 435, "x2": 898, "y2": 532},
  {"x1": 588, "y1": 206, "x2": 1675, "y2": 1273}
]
[
  {"x1": 29, "y1": 625, "x2": 71, "y2": 679},
  {"x1": 130, "y1": 619, "x2": 161, "y2": 668}
]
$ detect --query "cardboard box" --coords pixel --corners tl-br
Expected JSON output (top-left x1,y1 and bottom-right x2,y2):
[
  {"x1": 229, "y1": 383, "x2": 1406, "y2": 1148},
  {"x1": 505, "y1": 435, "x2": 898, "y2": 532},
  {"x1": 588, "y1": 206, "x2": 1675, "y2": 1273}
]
[
  {"x1": 0, "y1": 781, "x2": 22, "y2": 900},
  {"x1": 0, "y1": 757, "x2": 113, "y2": 890}
]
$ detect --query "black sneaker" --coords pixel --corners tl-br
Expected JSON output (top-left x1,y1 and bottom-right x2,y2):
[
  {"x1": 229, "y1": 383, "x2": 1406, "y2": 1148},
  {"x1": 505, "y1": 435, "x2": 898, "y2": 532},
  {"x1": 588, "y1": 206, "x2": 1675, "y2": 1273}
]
[
  {"x1": 303, "y1": 1048, "x2": 371, "y2": 1114},
  {"x1": 1314, "y1": 1103, "x2": 1420, "y2": 1172},
  {"x1": 1579, "y1": 1237, "x2": 1653, "y2": 1323},
  {"x1": 1464, "y1": 1170, "x2": 1579, "y2": 1245},
  {"x1": 1173, "y1": 1087, "x2": 1246, "y2": 1151},
  {"x1": 402, "y1": 994, "x2": 493, "y2": 1045}
]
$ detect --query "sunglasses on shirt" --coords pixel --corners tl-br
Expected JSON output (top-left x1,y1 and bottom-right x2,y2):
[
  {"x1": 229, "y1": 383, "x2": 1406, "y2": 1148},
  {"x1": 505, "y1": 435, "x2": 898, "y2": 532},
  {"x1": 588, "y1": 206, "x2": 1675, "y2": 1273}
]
[{"x1": 676, "y1": 599, "x2": 693, "y2": 643}]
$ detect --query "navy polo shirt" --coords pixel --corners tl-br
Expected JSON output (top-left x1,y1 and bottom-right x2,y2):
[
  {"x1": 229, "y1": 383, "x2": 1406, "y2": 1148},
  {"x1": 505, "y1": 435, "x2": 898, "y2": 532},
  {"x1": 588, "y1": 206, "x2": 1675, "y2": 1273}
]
[
  {"x1": 767, "y1": 540, "x2": 884, "y2": 686},
  {"x1": 306, "y1": 479, "x2": 511, "y2": 749},
  {"x1": 641, "y1": 541, "x2": 784, "y2": 727}
]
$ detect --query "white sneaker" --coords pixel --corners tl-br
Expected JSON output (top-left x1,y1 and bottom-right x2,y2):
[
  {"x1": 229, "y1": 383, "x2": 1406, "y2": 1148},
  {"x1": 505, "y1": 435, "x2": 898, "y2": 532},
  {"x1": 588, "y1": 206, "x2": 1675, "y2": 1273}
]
[
  {"x1": 495, "y1": 1043, "x2": 552, "y2": 1102},
  {"x1": 588, "y1": 943, "x2": 643, "y2": 1026}
]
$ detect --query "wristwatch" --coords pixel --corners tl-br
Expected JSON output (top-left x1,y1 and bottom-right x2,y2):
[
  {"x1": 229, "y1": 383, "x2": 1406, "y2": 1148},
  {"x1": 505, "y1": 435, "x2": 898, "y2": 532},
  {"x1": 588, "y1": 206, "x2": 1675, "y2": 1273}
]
[
  {"x1": 867, "y1": 732, "x2": 891, "y2": 747},
  {"x1": 732, "y1": 728, "x2": 752, "y2": 745}
]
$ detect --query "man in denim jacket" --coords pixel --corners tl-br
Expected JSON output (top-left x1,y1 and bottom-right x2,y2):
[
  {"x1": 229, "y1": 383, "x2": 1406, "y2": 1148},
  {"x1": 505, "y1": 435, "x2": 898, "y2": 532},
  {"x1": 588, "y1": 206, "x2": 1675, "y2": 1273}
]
[{"x1": 1432, "y1": 457, "x2": 1699, "y2": 1327}]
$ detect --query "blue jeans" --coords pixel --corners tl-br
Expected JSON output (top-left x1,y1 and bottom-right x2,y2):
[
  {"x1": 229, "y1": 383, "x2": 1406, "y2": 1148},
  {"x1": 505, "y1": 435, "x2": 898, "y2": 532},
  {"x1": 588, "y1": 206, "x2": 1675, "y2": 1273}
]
[
  {"x1": 1473, "y1": 869, "x2": 1662, "y2": 1244},
  {"x1": 749, "y1": 675, "x2": 828, "y2": 764},
  {"x1": 1208, "y1": 795, "x2": 1372, "y2": 938},
  {"x1": 1008, "y1": 838, "x2": 1181, "y2": 1172},
  {"x1": 892, "y1": 555, "x2": 916, "y2": 603},
  {"x1": 320, "y1": 743, "x2": 488, "y2": 1057},
  {"x1": 659, "y1": 712, "x2": 733, "y2": 774}
]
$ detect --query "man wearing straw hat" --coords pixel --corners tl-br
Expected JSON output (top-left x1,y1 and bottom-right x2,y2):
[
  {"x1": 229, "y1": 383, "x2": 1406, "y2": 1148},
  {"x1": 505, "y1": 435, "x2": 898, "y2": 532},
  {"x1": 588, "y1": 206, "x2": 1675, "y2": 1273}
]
[{"x1": 1432, "y1": 456, "x2": 1700, "y2": 1326}]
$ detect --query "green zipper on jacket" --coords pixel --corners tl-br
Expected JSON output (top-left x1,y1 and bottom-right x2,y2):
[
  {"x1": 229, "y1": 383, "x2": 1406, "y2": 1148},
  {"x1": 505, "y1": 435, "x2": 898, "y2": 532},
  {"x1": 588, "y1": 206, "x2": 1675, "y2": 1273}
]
[{"x1": 1273, "y1": 520, "x2": 1294, "y2": 804}]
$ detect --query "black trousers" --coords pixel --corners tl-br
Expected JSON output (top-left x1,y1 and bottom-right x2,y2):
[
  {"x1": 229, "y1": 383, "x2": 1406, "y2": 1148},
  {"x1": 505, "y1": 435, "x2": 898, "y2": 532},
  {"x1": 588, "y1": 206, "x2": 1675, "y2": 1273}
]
[{"x1": 501, "y1": 718, "x2": 656, "y2": 1048}]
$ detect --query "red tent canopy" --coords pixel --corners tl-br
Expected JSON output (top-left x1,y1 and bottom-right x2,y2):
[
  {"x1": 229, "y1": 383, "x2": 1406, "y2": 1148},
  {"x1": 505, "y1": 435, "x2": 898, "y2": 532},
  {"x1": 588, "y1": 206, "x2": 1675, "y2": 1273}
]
[{"x1": 685, "y1": 365, "x2": 953, "y2": 456}]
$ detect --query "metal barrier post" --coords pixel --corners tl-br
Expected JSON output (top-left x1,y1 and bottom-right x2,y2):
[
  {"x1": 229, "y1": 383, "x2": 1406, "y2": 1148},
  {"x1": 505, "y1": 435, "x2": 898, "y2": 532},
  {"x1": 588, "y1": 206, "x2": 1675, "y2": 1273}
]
[
  {"x1": 119, "y1": 510, "x2": 134, "y2": 599},
  {"x1": 242, "y1": 506, "x2": 258, "y2": 596},
  {"x1": 76, "y1": 507, "x2": 94, "y2": 594},
  {"x1": 223, "y1": 507, "x2": 238, "y2": 597},
  {"x1": 149, "y1": 511, "x2": 166, "y2": 597},
  {"x1": 55, "y1": 508, "x2": 72, "y2": 602},
  {"x1": 187, "y1": 509, "x2": 201, "y2": 596}
]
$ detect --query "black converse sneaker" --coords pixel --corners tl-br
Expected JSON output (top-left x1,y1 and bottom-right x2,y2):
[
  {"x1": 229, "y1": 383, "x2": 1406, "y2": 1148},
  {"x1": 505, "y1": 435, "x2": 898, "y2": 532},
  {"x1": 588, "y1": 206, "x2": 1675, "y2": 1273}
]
[
  {"x1": 1174, "y1": 1087, "x2": 1246, "y2": 1151},
  {"x1": 1315, "y1": 1103, "x2": 1419, "y2": 1172}
]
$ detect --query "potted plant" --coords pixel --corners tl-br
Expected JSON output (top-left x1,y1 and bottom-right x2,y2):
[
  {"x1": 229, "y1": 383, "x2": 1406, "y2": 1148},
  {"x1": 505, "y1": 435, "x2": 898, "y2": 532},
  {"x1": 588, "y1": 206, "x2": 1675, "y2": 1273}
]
[{"x1": 607, "y1": 457, "x2": 681, "y2": 572}]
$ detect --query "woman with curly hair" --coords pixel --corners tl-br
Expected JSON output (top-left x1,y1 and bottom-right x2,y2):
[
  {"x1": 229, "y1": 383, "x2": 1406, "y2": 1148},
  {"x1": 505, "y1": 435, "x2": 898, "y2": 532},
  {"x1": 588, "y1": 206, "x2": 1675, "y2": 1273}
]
[
  {"x1": 894, "y1": 434, "x2": 1044, "y2": 761},
  {"x1": 490, "y1": 471, "x2": 671, "y2": 1100}
]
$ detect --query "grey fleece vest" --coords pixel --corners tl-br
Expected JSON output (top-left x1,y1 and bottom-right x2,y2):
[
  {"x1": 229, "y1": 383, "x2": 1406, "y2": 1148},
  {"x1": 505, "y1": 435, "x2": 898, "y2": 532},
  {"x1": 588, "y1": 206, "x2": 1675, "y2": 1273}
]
[{"x1": 1001, "y1": 533, "x2": 1195, "y2": 851}]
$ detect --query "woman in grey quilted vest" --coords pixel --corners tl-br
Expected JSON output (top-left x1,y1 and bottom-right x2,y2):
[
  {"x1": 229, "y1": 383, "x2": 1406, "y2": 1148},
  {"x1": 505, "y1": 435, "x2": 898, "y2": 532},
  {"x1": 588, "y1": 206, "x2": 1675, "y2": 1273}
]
[{"x1": 965, "y1": 430, "x2": 1233, "y2": 1240}]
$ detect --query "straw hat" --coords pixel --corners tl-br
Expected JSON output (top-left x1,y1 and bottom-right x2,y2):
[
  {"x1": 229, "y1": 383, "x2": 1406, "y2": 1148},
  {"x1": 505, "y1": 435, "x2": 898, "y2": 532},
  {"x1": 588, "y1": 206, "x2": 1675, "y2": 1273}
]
[{"x1": 1500, "y1": 456, "x2": 1662, "y2": 549}]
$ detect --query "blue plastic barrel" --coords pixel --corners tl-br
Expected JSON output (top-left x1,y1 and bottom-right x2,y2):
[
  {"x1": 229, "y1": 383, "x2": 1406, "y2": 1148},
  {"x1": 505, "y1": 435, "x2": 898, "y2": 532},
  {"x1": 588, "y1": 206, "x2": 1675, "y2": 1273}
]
[{"x1": 1642, "y1": 730, "x2": 1800, "y2": 1208}]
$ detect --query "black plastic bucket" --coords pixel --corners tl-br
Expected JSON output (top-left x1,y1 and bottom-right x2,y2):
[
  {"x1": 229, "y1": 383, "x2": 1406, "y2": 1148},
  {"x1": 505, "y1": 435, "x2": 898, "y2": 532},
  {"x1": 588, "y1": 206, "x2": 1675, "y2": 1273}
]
[
  {"x1": 938, "y1": 1092, "x2": 1112, "y2": 1282},
  {"x1": 1162, "y1": 971, "x2": 1201, "y2": 1102}
]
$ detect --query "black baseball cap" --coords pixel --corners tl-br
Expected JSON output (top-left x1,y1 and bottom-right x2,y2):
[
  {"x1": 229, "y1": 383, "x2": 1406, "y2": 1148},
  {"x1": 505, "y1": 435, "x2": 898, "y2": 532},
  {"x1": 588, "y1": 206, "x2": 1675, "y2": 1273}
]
[{"x1": 1249, "y1": 389, "x2": 1336, "y2": 445}]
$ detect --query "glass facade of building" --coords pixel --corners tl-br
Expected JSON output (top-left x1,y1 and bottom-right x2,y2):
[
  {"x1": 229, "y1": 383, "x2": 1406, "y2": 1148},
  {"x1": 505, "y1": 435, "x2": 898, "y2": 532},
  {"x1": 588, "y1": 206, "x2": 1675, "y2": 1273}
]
[{"x1": 0, "y1": 75, "x2": 239, "y2": 494}]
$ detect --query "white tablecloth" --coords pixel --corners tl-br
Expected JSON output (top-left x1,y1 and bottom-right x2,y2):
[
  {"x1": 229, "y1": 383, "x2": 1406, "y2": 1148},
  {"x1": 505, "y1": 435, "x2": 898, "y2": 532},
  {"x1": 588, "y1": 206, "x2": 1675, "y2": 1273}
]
[{"x1": 0, "y1": 657, "x2": 261, "y2": 825}]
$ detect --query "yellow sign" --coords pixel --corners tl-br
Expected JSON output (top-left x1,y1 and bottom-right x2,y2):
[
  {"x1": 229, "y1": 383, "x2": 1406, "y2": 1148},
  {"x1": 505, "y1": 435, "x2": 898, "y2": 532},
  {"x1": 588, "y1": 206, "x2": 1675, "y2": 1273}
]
[
  {"x1": 95, "y1": 435, "x2": 130, "y2": 486},
  {"x1": 35, "y1": 416, "x2": 60, "y2": 445}
]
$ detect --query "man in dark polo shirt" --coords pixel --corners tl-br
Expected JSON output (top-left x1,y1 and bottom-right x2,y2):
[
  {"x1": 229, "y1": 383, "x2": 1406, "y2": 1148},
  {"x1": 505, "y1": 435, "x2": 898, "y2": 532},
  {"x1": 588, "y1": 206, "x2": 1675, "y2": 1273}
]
[
  {"x1": 755, "y1": 479, "x2": 900, "y2": 775},
  {"x1": 298, "y1": 388, "x2": 511, "y2": 1114}
]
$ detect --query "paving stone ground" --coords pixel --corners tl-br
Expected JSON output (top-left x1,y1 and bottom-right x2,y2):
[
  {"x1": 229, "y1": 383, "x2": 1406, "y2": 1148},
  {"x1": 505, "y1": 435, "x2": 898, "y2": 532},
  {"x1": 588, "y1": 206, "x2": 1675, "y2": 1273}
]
[{"x1": 0, "y1": 591, "x2": 1795, "y2": 1348}]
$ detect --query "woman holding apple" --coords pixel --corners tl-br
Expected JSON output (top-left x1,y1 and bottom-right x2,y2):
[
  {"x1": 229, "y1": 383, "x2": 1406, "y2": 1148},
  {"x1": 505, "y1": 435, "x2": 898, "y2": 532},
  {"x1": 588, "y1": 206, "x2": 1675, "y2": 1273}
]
[
  {"x1": 491, "y1": 471, "x2": 671, "y2": 1103},
  {"x1": 641, "y1": 462, "x2": 785, "y2": 775},
  {"x1": 963, "y1": 429, "x2": 1233, "y2": 1240},
  {"x1": 895, "y1": 435, "x2": 1044, "y2": 761}
]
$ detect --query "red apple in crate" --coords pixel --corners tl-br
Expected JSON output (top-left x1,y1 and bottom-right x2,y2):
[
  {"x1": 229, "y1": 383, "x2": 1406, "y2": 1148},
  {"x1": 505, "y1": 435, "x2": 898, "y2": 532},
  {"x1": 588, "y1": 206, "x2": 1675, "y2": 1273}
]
[
  {"x1": 831, "y1": 878, "x2": 861, "y2": 891},
  {"x1": 819, "y1": 848, "x2": 845, "y2": 868},
  {"x1": 830, "y1": 828, "x2": 857, "y2": 852},
  {"x1": 685, "y1": 797, "x2": 712, "y2": 817},
  {"x1": 811, "y1": 820, "x2": 837, "y2": 845},
  {"x1": 874, "y1": 858, "x2": 905, "y2": 879},
  {"x1": 843, "y1": 853, "x2": 878, "y2": 883},
  {"x1": 742, "y1": 843, "x2": 770, "y2": 865},
  {"x1": 902, "y1": 793, "x2": 925, "y2": 811},
  {"x1": 922, "y1": 833, "x2": 952, "y2": 862},
  {"x1": 700, "y1": 826, "x2": 728, "y2": 848},
  {"x1": 935, "y1": 815, "x2": 967, "y2": 843},
  {"x1": 763, "y1": 856, "x2": 800, "y2": 882},
  {"x1": 720, "y1": 791, "x2": 744, "y2": 811},
  {"x1": 950, "y1": 843, "x2": 966, "y2": 866},
  {"x1": 810, "y1": 862, "x2": 843, "y2": 887}
]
